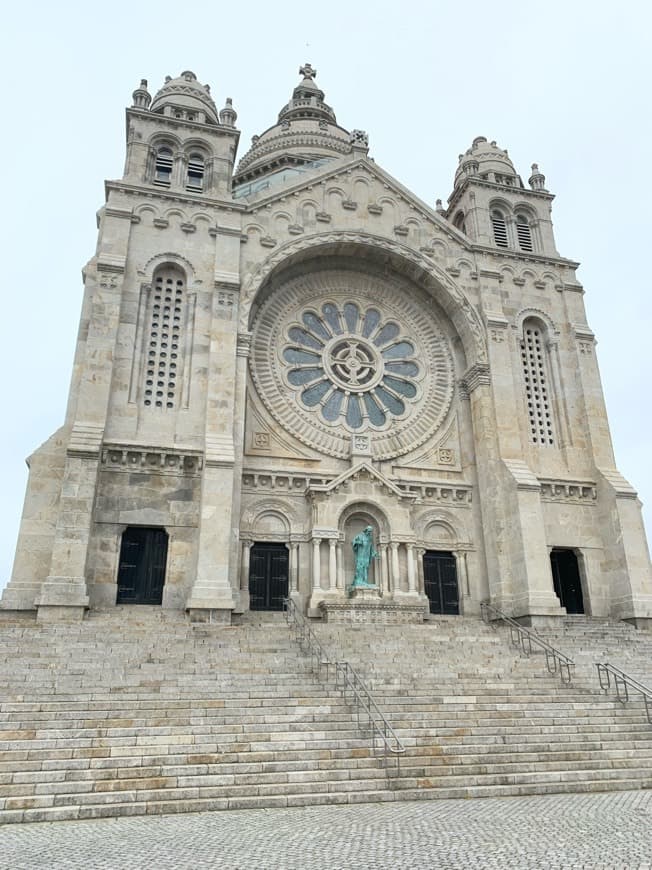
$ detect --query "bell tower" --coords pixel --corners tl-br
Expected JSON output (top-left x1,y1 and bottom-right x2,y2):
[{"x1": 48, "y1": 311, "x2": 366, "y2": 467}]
[
  {"x1": 3, "y1": 71, "x2": 243, "y2": 619},
  {"x1": 446, "y1": 136, "x2": 558, "y2": 258}
]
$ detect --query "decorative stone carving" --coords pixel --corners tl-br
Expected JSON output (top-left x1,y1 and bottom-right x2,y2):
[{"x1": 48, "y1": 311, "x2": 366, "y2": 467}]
[
  {"x1": 101, "y1": 445, "x2": 203, "y2": 476},
  {"x1": 349, "y1": 129, "x2": 369, "y2": 148},
  {"x1": 250, "y1": 268, "x2": 455, "y2": 460},
  {"x1": 253, "y1": 431, "x2": 270, "y2": 449},
  {"x1": 539, "y1": 479, "x2": 597, "y2": 503}
]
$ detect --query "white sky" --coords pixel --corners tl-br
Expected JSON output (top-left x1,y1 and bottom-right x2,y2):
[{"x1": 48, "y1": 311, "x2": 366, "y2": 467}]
[{"x1": 1, "y1": 0, "x2": 650, "y2": 592}]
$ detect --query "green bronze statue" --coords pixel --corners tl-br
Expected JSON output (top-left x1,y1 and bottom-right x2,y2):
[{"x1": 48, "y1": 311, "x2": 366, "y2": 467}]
[{"x1": 351, "y1": 525, "x2": 379, "y2": 588}]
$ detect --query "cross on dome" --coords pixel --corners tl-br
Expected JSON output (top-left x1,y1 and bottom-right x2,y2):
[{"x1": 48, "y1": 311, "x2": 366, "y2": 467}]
[{"x1": 299, "y1": 63, "x2": 317, "y2": 80}]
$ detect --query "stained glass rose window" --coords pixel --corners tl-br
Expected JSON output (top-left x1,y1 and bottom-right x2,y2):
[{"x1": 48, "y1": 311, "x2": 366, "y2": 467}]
[
  {"x1": 282, "y1": 302, "x2": 421, "y2": 429},
  {"x1": 249, "y1": 269, "x2": 455, "y2": 461}
]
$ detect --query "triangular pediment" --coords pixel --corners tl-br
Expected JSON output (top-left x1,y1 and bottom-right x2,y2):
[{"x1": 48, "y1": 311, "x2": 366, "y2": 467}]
[
  {"x1": 240, "y1": 155, "x2": 466, "y2": 250},
  {"x1": 307, "y1": 461, "x2": 415, "y2": 502}
]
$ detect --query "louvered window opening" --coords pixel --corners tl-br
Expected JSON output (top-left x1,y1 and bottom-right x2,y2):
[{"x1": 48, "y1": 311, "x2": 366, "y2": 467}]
[
  {"x1": 187, "y1": 155, "x2": 204, "y2": 192},
  {"x1": 491, "y1": 211, "x2": 508, "y2": 247},
  {"x1": 154, "y1": 148, "x2": 173, "y2": 186},
  {"x1": 143, "y1": 272, "x2": 184, "y2": 409},
  {"x1": 517, "y1": 216, "x2": 533, "y2": 251},
  {"x1": 521, "y1": 327, "x2": 554, "y2": 445}
]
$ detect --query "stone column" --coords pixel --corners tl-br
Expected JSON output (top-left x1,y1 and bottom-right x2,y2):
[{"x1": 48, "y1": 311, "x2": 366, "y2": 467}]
[
  {"x1": 237, "y1": 539, "x2": 252, "y2": 613},
  {"x1": 289, "y1": 543, "x2": 299, "y2": 594},
  {"x1": 328, "y1": 539, "x2": 337, "y2": 592},
  {"x1": 390, "y1": 543, "x2": 400, "y2": 593},
  {"x1": 240, "y1": 540, "x2": 252, "y2": 593},
  {"x1": 336, "y1": 543, "x2": 345, "y2": 591},
  {"x1": 406, "y1": 544, "x2": 417, "y2": 595},
  {"x1": 416, "y1": 547, "x2": 426, "y2": 595},
  {"x1": 456, "y1": 550, "x2": 469, "y2": 599},
  {"x1": 379, "y1": 544, "x2": 389, "y2": 595},
  {"x1": 312, "y1": 538, "x2": 322, "y2": 591}
]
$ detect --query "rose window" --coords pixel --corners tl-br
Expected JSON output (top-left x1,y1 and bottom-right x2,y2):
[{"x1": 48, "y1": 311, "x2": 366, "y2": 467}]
[
  {"x1": 250, "y1": 268, "x2": 455, "y2": 461},
  {"x1": 282, "y1": 302, "x2": 420, "y2": 429}
]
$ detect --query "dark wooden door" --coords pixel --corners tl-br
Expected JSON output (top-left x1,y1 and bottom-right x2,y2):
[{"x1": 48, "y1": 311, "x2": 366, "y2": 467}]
[
  {"x1": 116, "y1": 527, "x2": 168, "y2": 605},
  {"x1": 423, "y1": 551, "x2": 459, "y2": 615},
  {"x1": 249, "y1": 543, "x2": 289, "y2": 611},
  {"x1": 550, "y1": 548, "x2": 585, "y2": 614}
]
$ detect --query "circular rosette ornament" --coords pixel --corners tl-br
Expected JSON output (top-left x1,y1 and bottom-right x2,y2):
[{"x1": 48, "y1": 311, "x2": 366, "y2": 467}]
[
  {"x1": 249, "y1": 268, "x2": 455, "y2": 461},
  {"x1": 282, "y1": 302, "x2": 421, "y2": 429}
]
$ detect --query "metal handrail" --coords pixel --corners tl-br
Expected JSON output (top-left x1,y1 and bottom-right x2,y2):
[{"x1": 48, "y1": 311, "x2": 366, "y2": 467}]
[
  {"x1": 283, "y1": 598, "x2": 405, "y2": 777},
  {"x1": 481, "y1": 601, "x2": 575, "y2": 684},
  {"x1": 596, "y1": 662, "x2": 652, "y2": 724}
]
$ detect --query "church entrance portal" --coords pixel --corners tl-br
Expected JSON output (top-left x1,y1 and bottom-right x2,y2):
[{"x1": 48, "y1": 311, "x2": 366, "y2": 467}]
[
  {"x1": 423, "y1": 551, "x2": 459, "y2": 614},
  {"x1": 249, "y1": 543, "x2": 289, "y2": 611},
  {"x1": 116, "y1": 527, "x2": 168, "y2": 605},
  {"x1": 550, "y1": 548, "x2": 585, "y2": 614}
]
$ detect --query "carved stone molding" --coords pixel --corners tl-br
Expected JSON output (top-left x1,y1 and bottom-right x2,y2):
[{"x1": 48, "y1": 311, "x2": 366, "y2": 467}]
[
  {"x1": 249, "y1": 268, "x2": 456, "y2": 461},
  {"x1": 101, "y1": 444, "x2": 203, "y2": 475},
  {"x1": 539, "y1": 478, "x2": 597, "y2": 504},
  {"x1": 242, "y1": 471, "x2": 331, "y2": 492},
  {"x1": 396, "y1": 481, "x2": 473, "y2": 505},
  {"x1": 460, "y1": 362, "x2": 491, "y2": 394},
  {"x1": 238, "y1": 230, "x2": 488, "y2": 366}
]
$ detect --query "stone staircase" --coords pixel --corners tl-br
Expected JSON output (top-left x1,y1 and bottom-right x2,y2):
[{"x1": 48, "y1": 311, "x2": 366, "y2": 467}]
[
  {"x1": 313, "y1": 616, "x2": 652, "y2": 799},
  {"x1": 0, "y1": 608, "x2": 651, "y2": 824}
]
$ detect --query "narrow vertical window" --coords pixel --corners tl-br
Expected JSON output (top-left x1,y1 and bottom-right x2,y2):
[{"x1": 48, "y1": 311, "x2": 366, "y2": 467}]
[
  {"x1": 491, "y1": 209, "x2": 508, "y2": 247},
  {"x1": 516, "y1": 214, "x2": 533, "y2": 252},
  {"x1": 453, "y1": 211, "x2": 466, "y2": 234},
  {"x1": 154, "y1": 147, "x2": 173, "y2": 186},
  {"x1": 186, "y1": 154, "x2": 204, "y2": 191},
  {"x1": 143, "y1": 267, "x2": 185, "y2": 410},
  {"x1": 520, "y1": 322, "x2": 555, "y2": 445}
]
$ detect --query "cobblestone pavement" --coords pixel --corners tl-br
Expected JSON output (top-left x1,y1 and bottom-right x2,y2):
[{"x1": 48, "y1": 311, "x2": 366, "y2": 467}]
[{"x1": 1, "y1": 791, "x2": 652, "y2": 869}]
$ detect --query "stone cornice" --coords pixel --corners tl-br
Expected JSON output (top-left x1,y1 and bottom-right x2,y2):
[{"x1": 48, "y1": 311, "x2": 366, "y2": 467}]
[
  {"x1": 126, "y1": 107, "x2": 240, "y2": 141},
  {"x1": 470, "y1": 244, "x2": 579, "y2": 271},
  {"x1": 104, "y1": 180, "x2": 245, "y2": 213},
  {"x1": 101, "y1": 443, "x2": 203, "y2": 476},
  {"x1": 447, "y1": 176, "x2": 555, "y2": 212},
  {"x1": 539, "y1": 478, "x2": 597, "y2": 503},
  {"x1": 460, "y1": 362, "x2": 491, "y2": 394}
]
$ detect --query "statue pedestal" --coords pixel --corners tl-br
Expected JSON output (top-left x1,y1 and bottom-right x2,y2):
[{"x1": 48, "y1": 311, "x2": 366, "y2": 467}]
[{"x1": 319, "y1": 596, "x2": 427, "y2": 624}]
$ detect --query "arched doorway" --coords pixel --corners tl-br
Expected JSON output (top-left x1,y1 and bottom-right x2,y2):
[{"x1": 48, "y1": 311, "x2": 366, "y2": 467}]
[
  {"x1": 249, "y1": 543, "x2": 289, "y2": 611},
  {"x1": 116, "y1": 527, "x2": 168, "y2": 605},
  {"x1": 550, "y1": 548, "x2": 585, "y2": 614},
  {"x1": 423, "y1": 551, "x2": 459, "y2": 614}
]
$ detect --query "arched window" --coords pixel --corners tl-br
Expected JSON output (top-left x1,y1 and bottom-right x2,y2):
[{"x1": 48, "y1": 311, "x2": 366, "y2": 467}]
[
  {"x1": 186, "y1": 153, "x2": 204, "y2": 192},
  {"x1": 154, "y1": 146, "x2": 173, "y2": 186},
  {"x1": 516, "y1": 214, "x2": 534, "y2": 252},
  {"x1": 520, "y1": 320, "x2": 555, "y2": 445},
  {"x1": 142, "y1": 266, "x2": 185, "y2": 410},
  {"x1": 491, "y1": 209, "x2": 508, "y2": 247},
  {"x1": 453, "y1": 211, "x2": 466, "y2": 234}
]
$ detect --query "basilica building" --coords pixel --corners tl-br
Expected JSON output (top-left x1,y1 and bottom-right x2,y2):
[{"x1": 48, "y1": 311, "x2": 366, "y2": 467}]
[{"x1": 3, "y1": 66, "x2": 651, "y2": 625}]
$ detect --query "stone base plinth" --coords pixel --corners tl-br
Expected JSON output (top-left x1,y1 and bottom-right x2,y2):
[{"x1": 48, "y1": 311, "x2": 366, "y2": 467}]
[
  {"x1": 319, "y1": 599, "x2": 427, "y2": 624},
  {"x1": 37, "y1": 605, "x2": 87, "y2": 623},
  {"x1": 187, "y1": 608, "x2": 231, "y2": 624}
]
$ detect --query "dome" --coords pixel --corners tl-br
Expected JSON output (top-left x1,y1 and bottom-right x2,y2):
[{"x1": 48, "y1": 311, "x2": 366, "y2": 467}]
[
  {"x1": 454, "y1": 136, "x2": 519, "y2": 188},
  {"x1": 150, "y1": 71, "x2": 219, "y2": 125},
  {"x1": 233, "y1": 64, "x2": 353, "y2": 186}
]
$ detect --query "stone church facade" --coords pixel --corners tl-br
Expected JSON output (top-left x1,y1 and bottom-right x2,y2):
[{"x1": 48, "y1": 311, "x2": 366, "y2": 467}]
[{"x1": 3, "y1": 66, "x2": 651, "y2": 625}]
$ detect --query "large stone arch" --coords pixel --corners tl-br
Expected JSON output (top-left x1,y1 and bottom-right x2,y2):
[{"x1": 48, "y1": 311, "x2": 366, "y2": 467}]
[
  {"x1": 238, "y1": 231, "x2": 487, "y2": 367},
  {"x1": 241, "y1": 498, "x2": 298, "y2": 542}
]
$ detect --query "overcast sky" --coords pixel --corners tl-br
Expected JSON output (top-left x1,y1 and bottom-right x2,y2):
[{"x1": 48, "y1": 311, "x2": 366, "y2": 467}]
[{"x1": 0, "y1": 0, "x2": 650, "y2": 593}]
